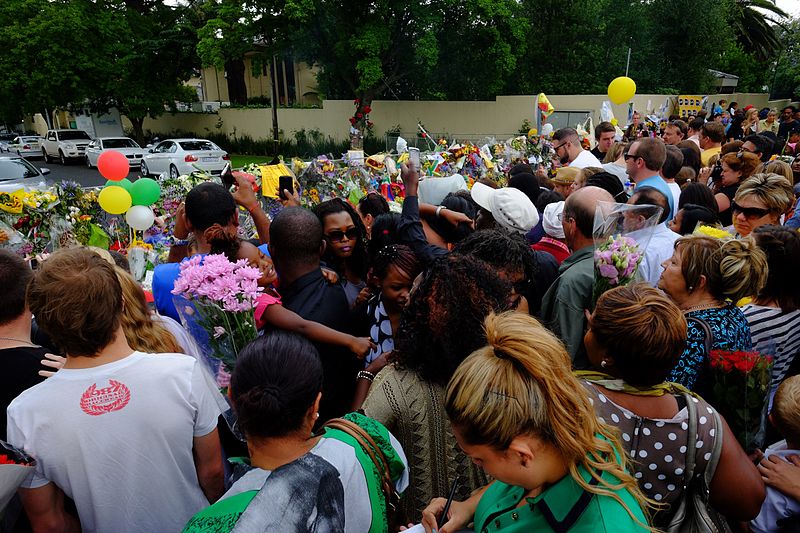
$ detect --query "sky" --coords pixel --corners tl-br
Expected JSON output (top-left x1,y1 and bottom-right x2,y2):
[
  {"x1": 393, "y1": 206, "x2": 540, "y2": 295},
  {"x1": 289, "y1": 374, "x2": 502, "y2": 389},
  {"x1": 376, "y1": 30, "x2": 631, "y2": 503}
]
[{"x1": 776, "y1": 0, "x2": 800, "y2": 18}]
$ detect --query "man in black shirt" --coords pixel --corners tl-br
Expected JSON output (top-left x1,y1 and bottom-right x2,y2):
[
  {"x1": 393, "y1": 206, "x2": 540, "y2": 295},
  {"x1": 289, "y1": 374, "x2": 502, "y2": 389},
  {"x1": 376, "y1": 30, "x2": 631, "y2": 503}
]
[
  {"x1": 0, "y1": 250, "x2": 48, "y2": 440},
  {"x1": 779, "y1": 106, "x2": 800, "y2": 141},
  {"x1": 591, "y1": 121, "x2": 616, "y2": 161},
  {"x1": 269, "y1": 207, "x2": 359, "y2": 423}
]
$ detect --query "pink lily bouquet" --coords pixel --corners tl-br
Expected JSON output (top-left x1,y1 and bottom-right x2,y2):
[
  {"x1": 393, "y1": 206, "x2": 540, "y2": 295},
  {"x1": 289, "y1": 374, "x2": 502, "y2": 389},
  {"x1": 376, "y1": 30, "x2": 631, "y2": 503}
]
[
  {"x1": 172, "y1": 254, "x2": 262, "y2": 373},
  {"x1": 592, "y1": 235, "x2": 643, "y2": 304}
]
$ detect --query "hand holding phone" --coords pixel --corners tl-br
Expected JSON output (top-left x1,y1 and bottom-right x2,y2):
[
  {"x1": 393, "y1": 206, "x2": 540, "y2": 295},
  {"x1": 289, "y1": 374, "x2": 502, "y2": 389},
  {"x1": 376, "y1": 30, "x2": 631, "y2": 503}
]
[
  {"x1": 279, "y1": 175, "x2": 294, "y2": 200},
  {"x1": 409, "y1": 147, "x2": 420, "y2": 168}
]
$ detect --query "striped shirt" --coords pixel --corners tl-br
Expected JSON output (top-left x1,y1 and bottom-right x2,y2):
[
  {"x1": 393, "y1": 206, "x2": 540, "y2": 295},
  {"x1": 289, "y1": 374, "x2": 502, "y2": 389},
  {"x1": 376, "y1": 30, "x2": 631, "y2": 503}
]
[{"x1": 742, "y1": 304, "x2": 800, "y2": 391}]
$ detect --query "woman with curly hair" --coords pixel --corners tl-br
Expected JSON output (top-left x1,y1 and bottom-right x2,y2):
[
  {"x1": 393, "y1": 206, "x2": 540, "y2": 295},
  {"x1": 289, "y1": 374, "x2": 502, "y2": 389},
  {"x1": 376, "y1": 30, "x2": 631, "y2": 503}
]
[
  {"x1": 115, "y1": 268, "x2": 183, "y2": 354},
  {"x1": 313, "y1": 198, "x2": 369, "y2": 307},
  {"x1": 422, "y1": 311, "x2": 652, "y2": 532},
  {"x1": 362, "y1": 254, "x2": 511, "y2": 523}
]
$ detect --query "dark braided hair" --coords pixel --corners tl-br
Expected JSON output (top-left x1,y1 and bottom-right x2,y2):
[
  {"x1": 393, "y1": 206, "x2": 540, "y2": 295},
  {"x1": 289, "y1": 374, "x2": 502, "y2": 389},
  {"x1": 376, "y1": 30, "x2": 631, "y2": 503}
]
[
  {"x1": 313, "y1": 198, "x2": 369, "y2": 279},
  {"x1": 392, "y1": 254, "x2": 511, "y2": 385},
  {"x1": 372, "y1": 244, "x2": 421, "y2": 281},
  {"x1": 367, "y1": 212, "x2": 400, "y2": 265},
  {"x1": 357, "y1": 191, "x2": 390, "y2": 218},
  {"x1": 205, "y1": 223, "x2": 241, "y2": 262},
  {"x1": 453, "y1": 229, "x2": 538, "y2": 290}
]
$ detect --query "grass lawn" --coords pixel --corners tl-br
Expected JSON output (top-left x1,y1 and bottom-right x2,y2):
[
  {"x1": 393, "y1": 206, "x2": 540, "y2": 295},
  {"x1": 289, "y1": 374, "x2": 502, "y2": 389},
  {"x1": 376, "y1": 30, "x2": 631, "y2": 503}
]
[{"x1": 230, "y1": 154, "x2": 274, "y2": 168}]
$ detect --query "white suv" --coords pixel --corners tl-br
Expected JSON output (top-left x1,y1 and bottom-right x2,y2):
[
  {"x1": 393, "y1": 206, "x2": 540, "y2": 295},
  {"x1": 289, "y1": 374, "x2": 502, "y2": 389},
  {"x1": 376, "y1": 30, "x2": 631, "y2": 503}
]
[{"x1": 41, "y1": 129, "x2": 93, "y2": 165}]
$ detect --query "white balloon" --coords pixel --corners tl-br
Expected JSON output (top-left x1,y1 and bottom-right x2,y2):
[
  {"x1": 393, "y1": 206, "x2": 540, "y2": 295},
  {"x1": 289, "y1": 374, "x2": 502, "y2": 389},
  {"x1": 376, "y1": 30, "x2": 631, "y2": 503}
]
[
  {"x1": 125, "y1": 205, "x2": 155, "y2": 231},
  {"x1": 541, "y1": 123, "x2": 554, "y2": 137}
]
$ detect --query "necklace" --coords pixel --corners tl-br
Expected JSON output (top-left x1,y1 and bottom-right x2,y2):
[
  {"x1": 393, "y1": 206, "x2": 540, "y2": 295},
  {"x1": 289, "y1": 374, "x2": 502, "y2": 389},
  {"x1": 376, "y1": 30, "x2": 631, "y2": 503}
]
[
  {"x1": 0, "y1": 336, "x2": 38, "y2": 347},
  {"x1": 682, "y1": 301, "x2": 723, "y2": 313}
]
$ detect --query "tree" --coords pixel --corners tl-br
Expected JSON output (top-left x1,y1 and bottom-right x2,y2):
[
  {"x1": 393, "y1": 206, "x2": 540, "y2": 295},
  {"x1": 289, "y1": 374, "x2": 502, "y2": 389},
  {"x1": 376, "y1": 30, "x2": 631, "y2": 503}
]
[
  {"x1": 729, "y1": 0, "x2": 788, "y2": 62},
  {"x1": 770, "y1": 18, "x2": 800, "y2": 100}
]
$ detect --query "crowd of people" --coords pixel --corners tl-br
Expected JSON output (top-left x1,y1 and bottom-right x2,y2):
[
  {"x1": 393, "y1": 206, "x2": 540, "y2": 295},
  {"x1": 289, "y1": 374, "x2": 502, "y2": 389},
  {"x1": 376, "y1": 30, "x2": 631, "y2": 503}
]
[{"x1": 2, "y1": 99, "x2": 800, "y2": 533}]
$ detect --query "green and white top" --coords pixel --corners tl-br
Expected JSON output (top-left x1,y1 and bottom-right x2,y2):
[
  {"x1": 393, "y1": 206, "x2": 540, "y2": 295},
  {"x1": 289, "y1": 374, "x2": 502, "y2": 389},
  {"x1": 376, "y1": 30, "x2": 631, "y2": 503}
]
[
  {"x1": 183, "y1": 414, "x2": 409, "y2": 533},
  {"x1": 474, "y1": 453, "x2": 649, "y2": 532}
]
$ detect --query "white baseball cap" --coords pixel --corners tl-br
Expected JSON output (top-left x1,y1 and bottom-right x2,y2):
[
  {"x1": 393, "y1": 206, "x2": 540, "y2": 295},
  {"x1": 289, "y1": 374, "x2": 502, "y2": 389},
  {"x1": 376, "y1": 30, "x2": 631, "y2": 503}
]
[
  {"x1": 542, "y1": 201, "x2": 566, "y2": 239},
  {"x1": 470, "y1": 182, "x2": 539, "y2": 234}
]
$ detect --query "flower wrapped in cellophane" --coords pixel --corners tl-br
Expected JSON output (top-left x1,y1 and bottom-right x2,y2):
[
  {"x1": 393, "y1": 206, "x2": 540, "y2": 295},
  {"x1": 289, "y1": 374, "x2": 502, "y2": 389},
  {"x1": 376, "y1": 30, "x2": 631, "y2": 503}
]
[
  {"x1": 591, "y1": 201, "x2": 662, "y2": 304},
  {"x1": 709, "y1": 350, "x2": 772, "y2": 452},
  {"x1": 0, "y1": 440, "x2": 35, "y2": 513},
  {"x1": 171, "y1": 254, "x2": 262, "y2": 380}
]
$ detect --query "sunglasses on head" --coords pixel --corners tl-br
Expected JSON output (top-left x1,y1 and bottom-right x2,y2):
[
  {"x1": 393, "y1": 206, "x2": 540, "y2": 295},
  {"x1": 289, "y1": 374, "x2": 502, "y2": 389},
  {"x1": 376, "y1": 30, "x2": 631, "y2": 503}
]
[
  {"x1": 731, "y1": 202, "x2": 770, "y2": 220},
  {"x1": 325, "y1": 228, "x2": 359, "y2": 242}
]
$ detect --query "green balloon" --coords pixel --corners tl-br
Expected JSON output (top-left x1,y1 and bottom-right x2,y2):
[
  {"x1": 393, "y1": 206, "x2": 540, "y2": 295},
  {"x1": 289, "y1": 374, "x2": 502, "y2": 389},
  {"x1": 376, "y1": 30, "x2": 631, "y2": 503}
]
[
  {"x1": 107, "y1": 178, "x2": 133, "y2": 192},
  {"x1": 130, "y1": 178, "x2": 161, "y2": 206}
]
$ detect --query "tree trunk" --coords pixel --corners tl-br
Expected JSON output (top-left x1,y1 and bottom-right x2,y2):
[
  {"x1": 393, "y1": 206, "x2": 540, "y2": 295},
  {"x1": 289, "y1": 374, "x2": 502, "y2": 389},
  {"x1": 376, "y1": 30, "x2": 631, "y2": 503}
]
[
  {"x1": 129, "y1": 117, "x2": 145, "y2": 146},
  {"x1": 225, "y1": 59, "x2": 248, "y2": 105}
]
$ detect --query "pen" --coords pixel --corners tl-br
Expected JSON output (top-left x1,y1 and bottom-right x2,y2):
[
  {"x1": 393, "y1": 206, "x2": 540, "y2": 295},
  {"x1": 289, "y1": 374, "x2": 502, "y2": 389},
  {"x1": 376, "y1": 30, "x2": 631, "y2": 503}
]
[{"x1": 439, "y1": 476, "x2": 459, "y2": 526}]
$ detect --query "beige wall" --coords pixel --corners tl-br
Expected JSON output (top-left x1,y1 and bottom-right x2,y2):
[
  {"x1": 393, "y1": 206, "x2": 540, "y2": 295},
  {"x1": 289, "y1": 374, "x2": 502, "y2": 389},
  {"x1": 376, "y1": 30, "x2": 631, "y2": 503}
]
[{"x1": 124, "y1": 93, "x2": 800, "y2": 146}]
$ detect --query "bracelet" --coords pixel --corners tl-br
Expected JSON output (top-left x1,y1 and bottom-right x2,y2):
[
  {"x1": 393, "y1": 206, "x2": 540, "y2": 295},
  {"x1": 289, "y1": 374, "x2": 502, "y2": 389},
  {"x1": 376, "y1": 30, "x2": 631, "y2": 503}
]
[
  {"x1": 357, "y1": 370, "x2": 375, "y2": 382},
  {"x1": 435, "y1": 205, "x2": 447, "y2": 218}
]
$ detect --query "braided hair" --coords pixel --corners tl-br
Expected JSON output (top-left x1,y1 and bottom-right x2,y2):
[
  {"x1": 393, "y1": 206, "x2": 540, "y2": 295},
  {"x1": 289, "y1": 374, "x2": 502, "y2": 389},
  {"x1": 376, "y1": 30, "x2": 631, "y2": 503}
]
[{"x1": 372, "y1": 244, "x2": 421, "y2": 281}]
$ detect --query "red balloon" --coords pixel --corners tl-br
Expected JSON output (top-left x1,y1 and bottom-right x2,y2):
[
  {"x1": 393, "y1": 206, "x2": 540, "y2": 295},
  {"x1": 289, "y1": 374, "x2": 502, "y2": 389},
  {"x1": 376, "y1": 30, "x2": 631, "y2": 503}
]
[{"x1": 98, "y1": 150, "x2": 130, "y2": 181}]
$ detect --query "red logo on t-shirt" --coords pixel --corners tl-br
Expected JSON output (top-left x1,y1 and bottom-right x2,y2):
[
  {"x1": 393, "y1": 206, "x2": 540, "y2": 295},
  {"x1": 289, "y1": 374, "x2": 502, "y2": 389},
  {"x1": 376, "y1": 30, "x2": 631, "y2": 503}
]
[{"x1": 79, "y1": 380, "x2": 131, "y2": 416}]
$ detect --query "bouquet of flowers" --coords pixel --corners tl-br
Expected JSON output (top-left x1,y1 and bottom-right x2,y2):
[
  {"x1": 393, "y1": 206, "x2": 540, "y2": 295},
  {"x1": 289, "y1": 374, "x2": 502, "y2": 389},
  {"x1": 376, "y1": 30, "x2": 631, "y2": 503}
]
[
  {"x1": 593, "y1": 235, "x2": 644, "y2": 303},
  {"x1": 0, "y1": 440, "x2": 35, "y2": 513},
  {"x1": 709, "y1": 350, "x2": 772, "y2": 452},
  {"x1": 591, "y1": 201, "x2": 661, "y2": 304},
  {"x1": 171, "y1": 254, "x2": 262, "y2": 376}
]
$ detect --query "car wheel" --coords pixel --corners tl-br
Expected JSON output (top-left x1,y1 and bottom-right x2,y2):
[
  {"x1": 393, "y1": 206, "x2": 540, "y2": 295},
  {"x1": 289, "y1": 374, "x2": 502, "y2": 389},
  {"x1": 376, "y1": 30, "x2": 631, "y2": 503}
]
[
  {"x1": 169, "y1": 165, "x2": 179, "y2": 180},
  {"x1": 59, "y1": 150, "x2": 67, "y2": 165},
  {"x1": 42, "y1": 149, "x2": 51, "y2": 163},
  {"x1": 140, "y1": 161, "x2": 149, "y2": 177},
  {"x1": 86, "y1": 155, "x2": 93, "y2": 168}
]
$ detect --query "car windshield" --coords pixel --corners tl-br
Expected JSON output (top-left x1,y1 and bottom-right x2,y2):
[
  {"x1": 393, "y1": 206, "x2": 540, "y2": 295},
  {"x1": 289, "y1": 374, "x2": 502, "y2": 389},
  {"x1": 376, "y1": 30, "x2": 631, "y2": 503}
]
[
  {"x1": 0, "y1": 159, "x2": 41, "y2": 180},
  {"x1": 179, "y1": 141, "x2": 216, "y2": 151},
  {"x1": 59, "y1": 131, "x2": 92, "y2": 141},
  {"x1": 103, "y1": 138, "x2": 139, "y2": 149}
]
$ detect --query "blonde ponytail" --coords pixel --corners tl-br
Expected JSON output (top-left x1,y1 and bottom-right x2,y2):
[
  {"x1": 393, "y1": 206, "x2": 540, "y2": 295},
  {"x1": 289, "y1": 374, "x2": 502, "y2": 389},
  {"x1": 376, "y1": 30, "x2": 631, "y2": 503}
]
[{"x1": 446, "y1": 312, "x2": 654, "y2": 527}]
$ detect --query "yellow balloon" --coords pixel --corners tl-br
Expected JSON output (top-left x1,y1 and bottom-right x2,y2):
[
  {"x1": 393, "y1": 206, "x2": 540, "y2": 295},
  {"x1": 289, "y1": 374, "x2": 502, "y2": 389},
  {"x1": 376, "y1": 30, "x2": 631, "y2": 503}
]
[
  {"x1": 98, "y1": 186, "x2": 132, "y2": 215},
  {"x1": 607, "y1": 76, "x2": 636, "y2": 105}
]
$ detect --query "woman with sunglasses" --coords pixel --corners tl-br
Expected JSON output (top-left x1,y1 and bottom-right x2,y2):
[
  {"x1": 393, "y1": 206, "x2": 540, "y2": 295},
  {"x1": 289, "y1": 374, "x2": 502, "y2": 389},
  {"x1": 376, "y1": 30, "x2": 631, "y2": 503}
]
[
  {"x1": 713, "y1": 151, "x2": 761, "y2": 226},
  {"x1": 731, "y1": 173, "x2": 794, "y2": 238},
  {"x1": 313, "y1": 198, "x2": 369, "y2": 307}
]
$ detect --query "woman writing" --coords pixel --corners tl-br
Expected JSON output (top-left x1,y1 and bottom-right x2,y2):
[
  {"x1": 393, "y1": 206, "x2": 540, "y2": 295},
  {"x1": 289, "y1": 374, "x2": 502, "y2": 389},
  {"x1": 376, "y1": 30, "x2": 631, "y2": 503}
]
[{"x1": 422, "y1": 312, "x2": 651, "y2": 532}]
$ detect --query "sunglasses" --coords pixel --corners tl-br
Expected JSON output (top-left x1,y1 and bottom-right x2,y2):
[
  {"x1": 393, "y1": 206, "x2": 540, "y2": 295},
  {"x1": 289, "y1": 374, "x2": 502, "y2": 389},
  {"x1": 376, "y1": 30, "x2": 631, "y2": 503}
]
[
  {"x1": 623, "y1": 153, "x2": 641, "y2": 161},
  {"x1": 324, "y1": 228, "x2": 359, "y2": 242},
  {"x1": 731, "y1": 202, "x2": 771, "y2": 220}
]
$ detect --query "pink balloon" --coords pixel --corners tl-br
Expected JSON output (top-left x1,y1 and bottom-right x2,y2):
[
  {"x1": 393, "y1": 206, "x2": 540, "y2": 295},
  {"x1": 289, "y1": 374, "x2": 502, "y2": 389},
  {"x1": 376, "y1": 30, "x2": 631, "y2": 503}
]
[{"x1": 98, "y1": 150, "x2": 130, "y2": 181}]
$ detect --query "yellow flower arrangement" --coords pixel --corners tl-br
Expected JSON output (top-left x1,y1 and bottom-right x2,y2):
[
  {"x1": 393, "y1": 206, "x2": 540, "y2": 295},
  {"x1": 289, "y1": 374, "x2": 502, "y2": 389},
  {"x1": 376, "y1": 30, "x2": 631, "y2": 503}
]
[
  {"x1": 129, "y1": 238, "x2": 153, "y2": 251},
  {"x1": 694, "y1": 225, "x2": 731, "y2": 240}
]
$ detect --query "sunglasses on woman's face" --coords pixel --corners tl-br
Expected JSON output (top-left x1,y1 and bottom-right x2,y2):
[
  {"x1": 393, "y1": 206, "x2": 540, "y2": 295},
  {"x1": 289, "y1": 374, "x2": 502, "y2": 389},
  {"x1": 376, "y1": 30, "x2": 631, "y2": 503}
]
[
  {"x1": 731, "y1": 202, "x2": 771, "y2": 220},
  {"x1": 324, "y1": 228, "x2": 359, "y2": 242}
]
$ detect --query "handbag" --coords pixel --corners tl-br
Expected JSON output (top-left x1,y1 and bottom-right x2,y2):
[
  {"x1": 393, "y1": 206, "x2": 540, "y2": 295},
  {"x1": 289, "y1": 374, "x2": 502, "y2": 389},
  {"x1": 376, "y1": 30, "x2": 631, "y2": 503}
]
[
  {"x1": 664, "y1": 392, "x2": 730, "y2": 533},
  {"x1": 324, "y1": 417, "x2": 401, "y2": 530}
]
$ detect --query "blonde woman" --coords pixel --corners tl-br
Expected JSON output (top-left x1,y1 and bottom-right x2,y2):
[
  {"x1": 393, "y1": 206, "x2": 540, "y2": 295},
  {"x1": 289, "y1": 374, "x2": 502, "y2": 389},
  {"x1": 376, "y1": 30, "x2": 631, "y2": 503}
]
[
  {"x1": 732, "y1": 173, "x2": 794, "y2": 237},
  {"x1": 742, "y1": 107, "x2": 760, "y2": 136},
  {"x1": 115, "y1": 267, "x2": 184, "y2": 354},
  {"x1": 421, "y1": 312, "x2": 651, "y2": 533},
  {"x1": 760, "y1": 109, "x2": 779, "y2": 134},
  {"x1": 659, "y1": 234, "x2": 768, "y2": 390}
]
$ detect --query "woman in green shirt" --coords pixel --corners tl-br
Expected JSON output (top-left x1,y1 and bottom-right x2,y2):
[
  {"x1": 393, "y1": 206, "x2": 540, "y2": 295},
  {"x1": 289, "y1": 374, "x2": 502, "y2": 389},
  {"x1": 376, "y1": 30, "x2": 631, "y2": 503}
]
[{"x1": 421, "y1": 311, "x2": 652, "y2": 533}]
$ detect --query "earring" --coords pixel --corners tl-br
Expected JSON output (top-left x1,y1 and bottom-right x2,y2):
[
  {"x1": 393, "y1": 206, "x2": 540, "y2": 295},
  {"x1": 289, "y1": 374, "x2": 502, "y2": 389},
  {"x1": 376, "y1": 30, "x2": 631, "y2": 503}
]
[
  {"x1": 314, "y1": 413, "x2": 320, "y2": 419},
  {"x1": 688, "y1": 286, "x2": 694, "y2": 292},
  {"x1": 601, "y1": 360, "x2": 609, "y2": 369}
]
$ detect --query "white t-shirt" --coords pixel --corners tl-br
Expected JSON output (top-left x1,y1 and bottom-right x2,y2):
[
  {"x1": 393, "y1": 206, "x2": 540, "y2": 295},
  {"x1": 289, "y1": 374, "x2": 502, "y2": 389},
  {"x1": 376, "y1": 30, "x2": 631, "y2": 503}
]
[
  {"x1": 637, "y1": 223, "x2": 679, "y2": 287},
  {"x1": 568, "y1": 150, "x2": 603, "y2": 169},
  {"x1": 6, "y1": 351, "x2": 222, "y2": 533},
  {"x1": 667, "y1": 182, "x2": 682, "y2": 213}
]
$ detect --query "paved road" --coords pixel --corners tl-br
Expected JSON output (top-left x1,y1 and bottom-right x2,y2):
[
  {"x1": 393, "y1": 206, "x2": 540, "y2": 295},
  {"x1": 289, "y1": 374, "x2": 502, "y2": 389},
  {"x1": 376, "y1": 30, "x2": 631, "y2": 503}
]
[{"x1": 30, "y1": 157, "x2": 144, "y2": 188}]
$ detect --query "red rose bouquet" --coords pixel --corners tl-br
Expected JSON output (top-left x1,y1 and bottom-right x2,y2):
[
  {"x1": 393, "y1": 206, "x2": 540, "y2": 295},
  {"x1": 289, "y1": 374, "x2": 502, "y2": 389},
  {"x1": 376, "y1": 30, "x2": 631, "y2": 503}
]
[{"x1": 709, "y1": 350, "x2": 772, "y2": 452}]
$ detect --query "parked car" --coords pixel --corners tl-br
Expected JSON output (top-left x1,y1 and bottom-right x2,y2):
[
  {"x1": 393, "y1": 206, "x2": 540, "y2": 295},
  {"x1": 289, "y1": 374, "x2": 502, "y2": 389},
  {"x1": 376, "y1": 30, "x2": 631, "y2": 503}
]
[
  {"x1": 41, "y1": 129, "x2": 93, "y2": 165},
  {"x1": 140, "y1": 138, "x2": 228, "y2": 179},
  {"x1": 0, "y1": 132, "x2": 18, "y2": 152},
  {"x1": 7, "y1": 136, "x2": 44, "y2": 158},
  {"x1": 85, "y1": 137, "x2": 148, "y2": 169},
  {"x1": 0, "y1": 155, "x2": 51, "y2": 192}
]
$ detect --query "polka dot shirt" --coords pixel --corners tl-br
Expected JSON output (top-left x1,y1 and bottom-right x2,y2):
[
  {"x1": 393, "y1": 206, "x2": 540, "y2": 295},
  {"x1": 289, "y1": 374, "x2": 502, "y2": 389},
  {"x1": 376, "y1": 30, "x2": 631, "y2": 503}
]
[{"x1": 582, "y1": 381, "x2": 719, "y2": 523}]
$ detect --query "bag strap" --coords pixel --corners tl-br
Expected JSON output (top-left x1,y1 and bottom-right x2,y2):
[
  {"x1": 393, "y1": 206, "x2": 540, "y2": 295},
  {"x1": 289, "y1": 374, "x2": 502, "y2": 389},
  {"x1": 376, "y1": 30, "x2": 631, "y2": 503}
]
[
  {"x1": 324, "y1": 418, "x2": 397, "y2": 506},
  {"x1": 702, "y1": 409, "x2": 724, "y2": 493},
  {"x1": 681, "y1": 392, "x2": 698, "y2": 488},
  {"x1": 688, "y1": 316, "x2": 714, "y2": 357}
]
